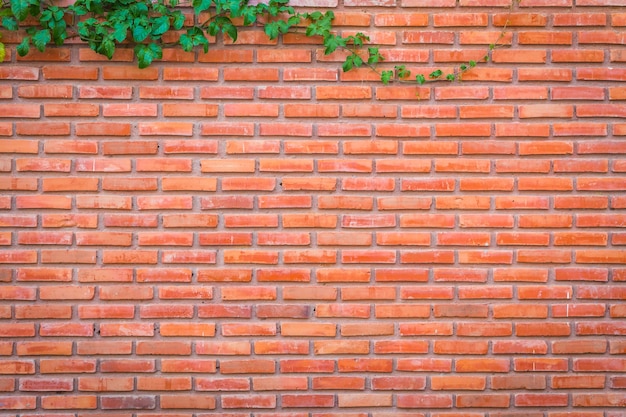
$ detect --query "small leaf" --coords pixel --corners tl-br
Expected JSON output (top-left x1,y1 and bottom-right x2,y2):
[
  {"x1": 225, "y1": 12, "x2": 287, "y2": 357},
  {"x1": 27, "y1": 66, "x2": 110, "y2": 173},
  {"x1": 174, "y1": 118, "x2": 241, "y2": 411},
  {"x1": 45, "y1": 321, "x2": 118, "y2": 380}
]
[
  {"x1": 40, "y1": 9, "x2": 52, "y2": 22},
  {"x1": 0, "y1": 41, "x2": 5, "y2": 62},
  {"x1": 264, "y1": 22, "x2": 279, "y2": 40},
  {"x1": 469, "y1": 60, "x2": 477, "y2": 67},
  {"x1": 223, "y1": 23, "x2": 238, "y2": 42},
  {"x1": 151, "y1": 15, "x2": 170, "y2": 37},
  {"x1": 395, "y1": 65, "x2": 410, "y2": 79},
  {"x1": 192, "y1": 0, "x2": 211, "y2": 15},
  {"x1": 179, "y1": 33, "x2": 193, "y2": 51},
  {"x1": 460, "y1": 64, "x2": 467, "y2": 71},
  {"x1": 381, "y1": 70, "x2": 393, "y2": 85},
  {"x1": 367, "y1": 47, "x2": 383, "y2": 65},
  {"x1": 1, "y1": 17, "x2": 18, "y2": 31},
  {"x1": 136, "y1": 44, "x2": 154, "y2": 68},
  {"x1": 342, "y1": 55, "x2": 353, "y2": 72},
  {"x1": 16, "y1": 36, "x2": 30, "y2": 56},
  {"x1": 242, "y1": 7, "x2": 257, "y2": 26},
  {"x1": 52, "y1": 20, "x2": 67, "y2": 45},
  {"x1": 172, "y1": 12, "x2": 185, "y2": 30},
  {"x1": 429, "y1": 69, "x2": 443, "y2": 79},
  {"x1": 132, "y1": 24, "x2": 149, "y2": 42},
  {"x1": 113, "y1": 24, "x2": 128, "y2": 43},
  {"x1": 99, "y1": 38, "x2": 115, "y2": 59},
  {"x1": 446, "y1": 73, "x2": 455, "y2": 81},
  {"x1": 415, "y1": 74, "x2": 426, "y2": 85},
  {"x1": 11, "y1": 0, "x2": 30, "y2": 21},
  {"x1": 32, "y1": 29, "x2": 51, "y2": 52}
]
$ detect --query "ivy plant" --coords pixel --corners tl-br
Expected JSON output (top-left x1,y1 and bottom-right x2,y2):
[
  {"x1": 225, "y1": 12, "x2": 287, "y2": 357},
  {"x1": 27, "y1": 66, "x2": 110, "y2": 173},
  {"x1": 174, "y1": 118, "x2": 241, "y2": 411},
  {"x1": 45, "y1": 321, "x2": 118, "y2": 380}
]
[{"x1": 0, "y1": 0, "x2": 509, "y2": 84}]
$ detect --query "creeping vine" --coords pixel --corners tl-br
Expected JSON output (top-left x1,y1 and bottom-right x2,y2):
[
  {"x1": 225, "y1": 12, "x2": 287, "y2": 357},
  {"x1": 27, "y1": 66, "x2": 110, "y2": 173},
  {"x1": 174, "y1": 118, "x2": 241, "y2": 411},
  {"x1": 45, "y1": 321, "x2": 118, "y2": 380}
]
[{"x1": 0, "y1": 0, "x2": 511, "y2": 85}]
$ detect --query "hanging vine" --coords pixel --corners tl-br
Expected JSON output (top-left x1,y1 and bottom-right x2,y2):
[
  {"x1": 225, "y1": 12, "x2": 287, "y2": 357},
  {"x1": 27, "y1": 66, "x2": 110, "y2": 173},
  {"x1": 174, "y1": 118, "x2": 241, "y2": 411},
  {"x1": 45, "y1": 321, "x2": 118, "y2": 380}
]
[{"x1": 0, "y1": 0, "x2": 510, "y2": 84}]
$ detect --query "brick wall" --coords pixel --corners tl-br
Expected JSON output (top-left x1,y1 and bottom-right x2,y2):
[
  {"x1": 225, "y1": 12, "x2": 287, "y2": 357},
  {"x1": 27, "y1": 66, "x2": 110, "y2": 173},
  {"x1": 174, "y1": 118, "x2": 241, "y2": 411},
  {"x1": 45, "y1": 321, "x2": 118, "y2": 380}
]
[{"x1": 1, "y1": 0, "x2": 625, "y2": 414}]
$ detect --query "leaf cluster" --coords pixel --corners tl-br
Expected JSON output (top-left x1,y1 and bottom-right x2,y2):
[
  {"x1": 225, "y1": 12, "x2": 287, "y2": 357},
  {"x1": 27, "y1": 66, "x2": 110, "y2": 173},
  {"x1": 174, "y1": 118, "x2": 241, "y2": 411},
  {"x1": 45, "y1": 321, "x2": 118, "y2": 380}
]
[{"x1": 0, "y1": 0, "x2": 509, "y2": 84}]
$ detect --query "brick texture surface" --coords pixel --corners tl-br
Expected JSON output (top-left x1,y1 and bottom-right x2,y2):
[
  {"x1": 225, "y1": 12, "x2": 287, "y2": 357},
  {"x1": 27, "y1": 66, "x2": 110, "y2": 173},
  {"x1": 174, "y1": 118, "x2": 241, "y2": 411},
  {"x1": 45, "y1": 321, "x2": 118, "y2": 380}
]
[{"x1": 1, "y1": 0, "x2": 626, "y2": 414}]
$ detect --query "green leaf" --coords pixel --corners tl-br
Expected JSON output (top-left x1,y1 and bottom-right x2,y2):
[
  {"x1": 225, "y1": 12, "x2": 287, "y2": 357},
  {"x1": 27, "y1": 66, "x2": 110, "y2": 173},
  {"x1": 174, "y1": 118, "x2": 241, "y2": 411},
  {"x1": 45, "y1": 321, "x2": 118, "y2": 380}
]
[
  {"x1": 151, "y1": 15, "x2": 170, "y2": 36},
  {"x1": 192, "y1": 0, "x2": 211, "y2": 15},
  {"x1": 381, "y1": 70, "x2": 393, "y2": 85},
  {"x1": 113, "y1": 23, "x2": 128, "y2": 43},
  {"x1": 2, "y1": 17, "x2": 18, "y2": 31},
  {"x1": 460, "y1": 64, "x2": 467, "y2": 71},
  {"x1": 323, "y1": 34, "x2": 344, "y2": 55},
  {"x1": 429, "y1": 69, "x2": 443, "y2": 79},
  {"x1": 16, "y1": 36, "x2": 30, "y2": 56},
  {"x1": 136, "y1": 44, "x2": 154, "y2": 68},
  {"x1": 342, "y1": 56, "x2": 353, "y2": 72},
  {"x1": 99, "y1": 38, "x2": 115, "y2": 59},
  {"x1": 132, "y1": 24, "x2": 149, "y2": 42},
  {"x1": 446, "y1": 73, "x2": 455, "y2": 81},
  {"x1": 307, "y1": 11, "x2": 323, "y2": 21},
  {"x1": 415, "y1": 73, "x2": 426, "y2": 85},
  {"x1": 135, "y1": 42, "x2": 162, "y2": 68},
  {"x1": 395, "y1": 65, "x2": 410, "y2": 79},
  {"x1": 242, "y1": 7, "x2": 257, "y2": 26},
  {"x1": 40, "y1": 9, "x2": 52, "y2": 22},
  {"x1": 179, "y1": 33, "x2": 193, "y2": 51},
  {"x1": 52, "y1": 20, "x2": 67, "y2": 45},
  {"x1": 223, "y1": 22, "x2": 237, "y2": 42},
  {"x1": 52, "y1": 7, "x2": 63, "y2": 21},
  {"x1": 469, "y1": 60, "x2": 477, "y2": 67},
  {"x1": 206, "y1": 21, "x2": 217, "y2": 37},
  {"x1": 172, "y1": 12, "x2": 185, "y2": 31},
  {"x1": 264, "y1": 22, "x2": 280, "y2": 40},
  {"x1": 0, "y1": 41, "x2": 5, "y2": 62},
  {"x1": 11, "y1": 0, "x2": 30, "y2": 20},
  {"x1": 32, "y1": 29, "x2": 51, "y2": 52},
  {"x1": 367, "y1": 47, "x2": 383, "y2": 65}
]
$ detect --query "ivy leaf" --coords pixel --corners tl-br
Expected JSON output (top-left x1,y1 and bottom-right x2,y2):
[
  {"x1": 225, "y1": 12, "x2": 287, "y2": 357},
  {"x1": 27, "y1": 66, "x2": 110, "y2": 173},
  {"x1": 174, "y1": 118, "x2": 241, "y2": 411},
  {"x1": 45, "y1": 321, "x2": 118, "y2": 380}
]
[
  {"x1": 132, "y1": 24, "x2": 149, "y2": 42},
  {"x1": 242, "y1": 7, "x2": 257, "y2": 26},
  {"x1": 179, "y1": 33, "x2": 193, "y2": 51},
  {"x1": 446, "y1": 73, "x2": 456, "y2": 81},
  {"x1": 11, "y1": 0, "x2": 30, "y2": 20},
  {"x1": 192, "y1": 0, "x2": 211, "y2": 15},
  {"x1": 113, "y1": 23, "x2": 128, "y2": 43},
  {"x1": 415, "y1": 73, "x2": 426, "y2": 85},
  {"x1": 469, "y1": 60, "x2": 477, "y2": 67},
  {"x1": 172, "y1": 12, "x2": 185, "y2": 31},
  {"x1": 395, "y1": 65, "x2": 410, "y2": 79},
  {"x1": 323, "y1": 34, "x2": 344, "y2": 55},
  {"x1": 264, "y1": 22, "x2": 280, "y2": 40},
  {"x1": 52, "y1": 20, "x2": 67, "y2": 45},
  {"x1": 429, "y1": 69, "x2": 443, "y2": 79},
  {"x1": 460, "y1": 64, "x2": 467, "y2": 71},
  {"x1": 98, "y1": 38, "x2": 115, "y2": 59},
  {"x1": 223, "y1": 22, "x2": 237, "y2": 42},
  {"x1": 2, "y1": 17, "x2": 18, "y2": 31},
  {"x1": 367, "y1": 47, "x2": 383, "y2": 65},
  {"x1": 16, "y1": 36, "x2": 30, "y2": 56},
  {"x1": 307, "y1": 11, "x2": 323, "y2": 21},
  {"x1": 0, "y1": 41, "x2": 5, "y2": 62},
  {"x1": 40, "y1": 9, "x2": 52, "y2": 22},
  {"x1": 342, "y1": 54, "x2": 362, "y2": 72},
  {"x1": 151, "y1": 15, "x2": 170, "y2": 36},
  {"x1": 135, "y1": 44, "x2": 154, "y2": 68},
  {"x1": 381, "y1": 70, "x2": 393, "y2": 85},
  {"x1": 136, "y1": 43, "x2": 162, "y2": 68},
  {"x1": 32, "y1": 29, "x2": 51, "y2": 52}
]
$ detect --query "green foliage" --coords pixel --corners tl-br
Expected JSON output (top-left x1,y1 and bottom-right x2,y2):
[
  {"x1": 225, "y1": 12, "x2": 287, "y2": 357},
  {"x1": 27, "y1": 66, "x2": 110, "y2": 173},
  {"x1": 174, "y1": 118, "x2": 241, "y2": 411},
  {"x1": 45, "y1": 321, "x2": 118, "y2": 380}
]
[{"x1": 0, "y1": 0, "x2": 509, "y2": 86}]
